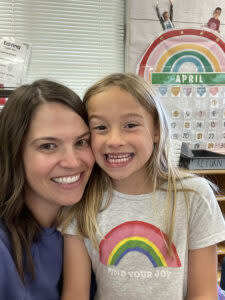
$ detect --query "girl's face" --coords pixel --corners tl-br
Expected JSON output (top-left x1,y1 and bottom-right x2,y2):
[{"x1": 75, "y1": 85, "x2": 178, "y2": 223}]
[
  {"x1": 23, "y1": 102, "x2": 95, "y2": 227},
  {"x1": 87, "y1": 86, "x2": 159, "y2": 194}
]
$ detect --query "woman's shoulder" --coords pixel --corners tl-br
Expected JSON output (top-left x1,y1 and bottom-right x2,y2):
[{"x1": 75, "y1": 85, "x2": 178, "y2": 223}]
[
  {"x1": 0, "y1": 222, "x2": 18, "y2": 272},
  {"x1": 0, "y1": 222, "x2": 12, "y2": 253},
  {"x1": 0, "y1": 222, "x2": 25, "y2": 296}
]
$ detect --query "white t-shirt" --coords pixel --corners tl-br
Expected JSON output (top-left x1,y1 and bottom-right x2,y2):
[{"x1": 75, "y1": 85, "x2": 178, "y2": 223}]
[{"x1": 66, "y1": 177, "x2": 225, "y2": 300}]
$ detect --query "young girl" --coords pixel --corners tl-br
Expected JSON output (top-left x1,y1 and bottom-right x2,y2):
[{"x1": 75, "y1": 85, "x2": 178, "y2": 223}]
[
  {"x1": 61, "y1": 73, "x2": 225, "y2": 300},
  {"x1": 0, "y1": 79, "x2": 94, "y2": 299}
]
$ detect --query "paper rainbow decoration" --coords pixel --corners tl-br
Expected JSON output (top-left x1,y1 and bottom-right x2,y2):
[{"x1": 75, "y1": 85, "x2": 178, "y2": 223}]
[
  {"x1": 99, "y1": 221, "x2": 181, "y2": 268},
  {"x1": 136, "y1": 28, "x2": 225, "y2": 80}
]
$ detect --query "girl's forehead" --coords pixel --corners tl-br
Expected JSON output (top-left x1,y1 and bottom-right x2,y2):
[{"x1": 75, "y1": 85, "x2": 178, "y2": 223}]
[
  {"x1": 87, "y1": 94, "x2": 153, "y2": 122},
  {"x1": 87, "y1": 87, "x2": 138, "y2": 107},
  {"x1": 87, "y1": 87, "x2": 154, "y2": 118}
]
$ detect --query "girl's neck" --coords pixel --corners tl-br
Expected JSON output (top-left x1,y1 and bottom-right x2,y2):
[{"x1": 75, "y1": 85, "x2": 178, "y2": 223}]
[{"x1": 112, "y1": 176, "x2": 154, "y2": 195}]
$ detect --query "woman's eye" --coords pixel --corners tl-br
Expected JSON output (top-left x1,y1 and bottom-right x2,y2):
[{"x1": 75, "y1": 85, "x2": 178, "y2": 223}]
[
  {"x1": 76, "y1": 139, "x2": 90, "y2": 147},
  {"x1": 125, "y1": 123, "x2": 138, "y2": 128},
  {"x1": 39, "y1": 143, "x2": 56, "y2": 150}
]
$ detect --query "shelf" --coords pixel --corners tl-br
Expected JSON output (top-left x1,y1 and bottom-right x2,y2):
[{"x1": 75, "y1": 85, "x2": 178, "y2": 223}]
[
  {"x1": 217, "y1": 195, "x2": 225, "y2": 202},
  {"x1": 218, "y1": 243, "x2": 225, "y2": 255},
  {"x1": 181, "y1": 169, "x2": 225, "y2": 175},
  {"x1": 0, "y1": 89, "x2": 14, "y2": 97}
]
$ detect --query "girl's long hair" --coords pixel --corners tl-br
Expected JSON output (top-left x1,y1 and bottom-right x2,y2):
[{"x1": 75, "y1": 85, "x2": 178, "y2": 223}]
[
  {"x1": 60, "y1": 73, "x2": 192, "y2": 252},
  {"x1": 0, "y1": 79, "x2": 88, "y2": 282}
]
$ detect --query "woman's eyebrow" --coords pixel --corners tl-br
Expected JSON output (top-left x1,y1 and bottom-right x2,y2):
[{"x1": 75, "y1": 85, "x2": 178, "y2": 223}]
[
  {"x1": 31, "y1": 131, "x2": 90, "y2": 144},
  {"x1": 76, "y1": 131, "x2": 91, "y2": 139},
  {"x1": 31, "y1": 137, "x2": 59, "y2": 144}
]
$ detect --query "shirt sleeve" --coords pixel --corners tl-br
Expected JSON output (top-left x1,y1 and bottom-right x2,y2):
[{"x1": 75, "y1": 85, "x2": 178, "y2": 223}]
[
  {"x1": 155, "y1": 6, "x2": 165, "y2": 30},
  {"x1": 217, "y1": 20, "x2": 220, "y2": 31},
  {"x1": 207, "y1": 19, "x2": 211, "y2": 27},
  {"x1": 189, "y1": 178, "x2": 225, "y2": 249},
  {"x1": 58, "y1": 217, "x2": 78, "y2": 235},
  {"x1": 170, "y1": 4, "x2": 173, "y2": 22},
  {"x1": 207, "y1": 18, "x2": 212, "y2": 27}
]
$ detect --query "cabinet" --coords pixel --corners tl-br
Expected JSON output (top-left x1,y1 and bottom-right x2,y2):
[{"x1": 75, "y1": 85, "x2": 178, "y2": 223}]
[{"x1": 188, "y1": 170, "x2": 225, "y2": 283}]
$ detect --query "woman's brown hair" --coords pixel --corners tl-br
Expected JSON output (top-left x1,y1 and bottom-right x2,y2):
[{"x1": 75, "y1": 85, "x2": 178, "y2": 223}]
[{"x1": 0, "y1": 79, "x2": 88, "y2": 282}]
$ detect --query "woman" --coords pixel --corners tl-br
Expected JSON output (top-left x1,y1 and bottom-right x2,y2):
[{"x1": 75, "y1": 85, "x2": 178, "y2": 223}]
[{"x1": 0, "y1": 79, "x2": 95, "y2": 299}]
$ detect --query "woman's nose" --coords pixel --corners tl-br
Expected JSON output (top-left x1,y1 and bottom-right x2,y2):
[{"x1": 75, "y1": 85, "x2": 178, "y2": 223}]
[{"x1": 59, "y1": 148, "x2": 81, "y2": 168}]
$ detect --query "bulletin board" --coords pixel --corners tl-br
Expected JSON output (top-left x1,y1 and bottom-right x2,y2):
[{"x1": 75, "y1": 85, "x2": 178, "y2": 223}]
[
  {"x1": 136, "y1": 28, "x2": 225, "y2": 153},
  {"x1": 126, "y1": 0, "x2": 225, "y2": 153}
]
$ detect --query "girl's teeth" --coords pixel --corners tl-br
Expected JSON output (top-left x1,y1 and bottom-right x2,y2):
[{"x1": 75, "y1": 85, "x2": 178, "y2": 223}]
[
  {"x1": 106, "y1": 154, "x2": 133, "y2": 163},
  {"x1": 53, "y1": 174, "x2": 80, "y2": 184},
  {"x1": 108, "y1": 157, "x2": 130, "y2": 163}
]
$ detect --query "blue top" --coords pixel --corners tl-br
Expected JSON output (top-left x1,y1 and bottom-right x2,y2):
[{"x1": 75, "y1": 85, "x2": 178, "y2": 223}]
[{"x1": 0, "y1": 223, "x2": 63, "y2": 300}]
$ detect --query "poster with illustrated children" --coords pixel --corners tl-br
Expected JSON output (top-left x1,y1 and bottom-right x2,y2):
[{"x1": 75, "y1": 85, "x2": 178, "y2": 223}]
[{"x1": 126, "y1": 0, "x2": 225, "y2": 153}]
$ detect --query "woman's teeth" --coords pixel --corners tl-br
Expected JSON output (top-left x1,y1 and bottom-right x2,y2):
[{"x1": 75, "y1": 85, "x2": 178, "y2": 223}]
[{"x1": 52, "y1": 174, "x2": 80, "y2": 184}]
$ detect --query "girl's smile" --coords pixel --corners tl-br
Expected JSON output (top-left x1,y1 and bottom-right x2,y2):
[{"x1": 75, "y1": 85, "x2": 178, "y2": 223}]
[{"x1": 104, "y1": 152, "x2": 135, "y2": 166}]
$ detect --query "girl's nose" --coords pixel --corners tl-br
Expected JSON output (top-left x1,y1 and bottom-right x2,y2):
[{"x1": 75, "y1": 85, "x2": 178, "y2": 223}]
[{"x1": 106, "y1": 130, "x2": 125, "y2": 148}]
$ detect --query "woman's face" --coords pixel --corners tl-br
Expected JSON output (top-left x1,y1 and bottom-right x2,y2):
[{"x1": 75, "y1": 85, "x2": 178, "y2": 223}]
[{"x1": 23, "y1": 102, "x2": 95, "y2": 227}]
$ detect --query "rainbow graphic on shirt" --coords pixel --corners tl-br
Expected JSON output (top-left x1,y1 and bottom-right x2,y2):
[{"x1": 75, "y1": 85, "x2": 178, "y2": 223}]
[{"x1": 99, "y1": 221, "x2": 181, "y2": 268}]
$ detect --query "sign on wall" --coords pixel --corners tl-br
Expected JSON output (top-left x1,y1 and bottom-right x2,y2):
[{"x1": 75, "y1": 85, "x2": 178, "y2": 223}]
[{"x1": 0, "y1": 37, "x2": 31, "y2": 88}]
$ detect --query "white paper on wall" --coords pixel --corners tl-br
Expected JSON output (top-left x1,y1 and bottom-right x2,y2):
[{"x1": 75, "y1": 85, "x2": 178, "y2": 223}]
[{"x1": 0, "y1": 37, "x2": 31, "y2": 87}]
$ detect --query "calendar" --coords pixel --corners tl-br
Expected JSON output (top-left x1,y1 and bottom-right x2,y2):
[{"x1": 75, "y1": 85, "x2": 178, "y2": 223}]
[{"x1": 136, "y1": 28, "x2": 225, "y2": 153}]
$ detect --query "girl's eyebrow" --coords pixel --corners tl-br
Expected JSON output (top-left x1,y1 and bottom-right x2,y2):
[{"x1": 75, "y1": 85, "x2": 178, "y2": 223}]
[
  {"x1": 122, "y1": 113, "x2": 144, "y2": 119},
  {"x1": 32, "y1": 131, "x2": 90, "y2": 144},
  {"x1": 88, "y1": 114, "x2": 102, "y2": 121},
  {"x1": 89, "y1": 113, "x2": 144, "y2": 120}
]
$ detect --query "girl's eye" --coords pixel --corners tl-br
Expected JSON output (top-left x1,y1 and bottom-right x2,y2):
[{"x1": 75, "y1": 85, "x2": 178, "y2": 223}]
[
  {"x1": 76, "y1": 138, "x2": 90, "y2": 147},
  {"x1": 93, "y1": 125, "x2": 106, "y2": 131},
  {"x1": 39, "y1": 143, "x2": 56, "y2": 150},
  {"x1": 125, "y1": 123, "x2": 138, "y2": 128}
]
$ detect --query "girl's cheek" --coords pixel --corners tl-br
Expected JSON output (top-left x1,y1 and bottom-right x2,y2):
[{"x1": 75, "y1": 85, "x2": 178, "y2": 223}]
[
  {"x1": 90, "y1": 136, "x2": 101, "y2": 155},
  {"x1": 90, "y1": 138, "x2": 98, "y2": 150}
]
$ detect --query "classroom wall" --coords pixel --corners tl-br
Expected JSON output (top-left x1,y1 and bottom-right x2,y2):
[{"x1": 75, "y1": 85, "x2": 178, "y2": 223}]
[{"x1": 126, "y1": 0, "x2": 225, "y2": 72}]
